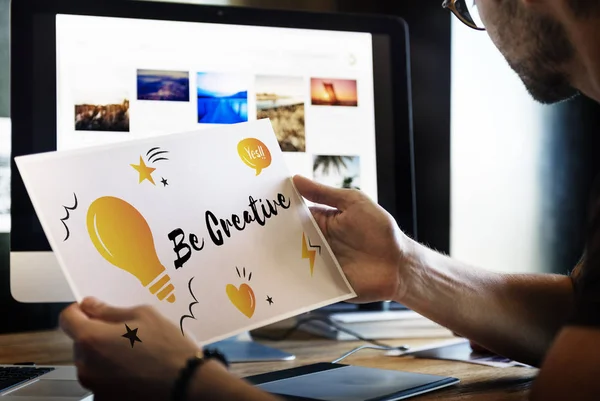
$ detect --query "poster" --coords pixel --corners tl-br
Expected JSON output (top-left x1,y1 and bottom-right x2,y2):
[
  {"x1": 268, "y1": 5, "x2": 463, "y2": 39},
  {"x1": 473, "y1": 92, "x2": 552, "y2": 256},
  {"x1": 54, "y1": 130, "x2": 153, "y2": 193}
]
[{"x1": 15, "y1": 119, "x2": 355, "y2": 344}]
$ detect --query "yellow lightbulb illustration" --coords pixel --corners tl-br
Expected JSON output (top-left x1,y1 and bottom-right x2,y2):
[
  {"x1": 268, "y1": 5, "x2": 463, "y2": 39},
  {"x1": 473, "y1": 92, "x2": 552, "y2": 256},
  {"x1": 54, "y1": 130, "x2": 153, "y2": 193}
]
[{"x1": 86, "y1": 196, "x2": 176, "y2": 303}]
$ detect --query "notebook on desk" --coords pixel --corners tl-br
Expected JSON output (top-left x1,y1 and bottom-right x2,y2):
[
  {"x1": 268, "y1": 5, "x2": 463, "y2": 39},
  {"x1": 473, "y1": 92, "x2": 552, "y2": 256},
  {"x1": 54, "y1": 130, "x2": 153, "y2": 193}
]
[{"x1": 246, "y1": 363, "x2": 459, "y2": 401}]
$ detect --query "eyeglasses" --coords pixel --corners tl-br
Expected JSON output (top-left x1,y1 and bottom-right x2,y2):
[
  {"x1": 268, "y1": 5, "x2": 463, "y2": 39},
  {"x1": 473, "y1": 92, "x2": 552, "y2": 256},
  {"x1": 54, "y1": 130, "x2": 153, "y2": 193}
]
[{"x1": 442, "y1": 0, "x2": 486, "y2": 31}]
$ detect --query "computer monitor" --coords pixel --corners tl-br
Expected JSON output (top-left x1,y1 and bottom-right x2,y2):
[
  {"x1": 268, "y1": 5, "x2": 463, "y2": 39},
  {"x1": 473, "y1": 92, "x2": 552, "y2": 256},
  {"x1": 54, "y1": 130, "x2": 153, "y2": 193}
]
[{"x1": 10, "y1": 0, "x2": 415, "y2": 305}]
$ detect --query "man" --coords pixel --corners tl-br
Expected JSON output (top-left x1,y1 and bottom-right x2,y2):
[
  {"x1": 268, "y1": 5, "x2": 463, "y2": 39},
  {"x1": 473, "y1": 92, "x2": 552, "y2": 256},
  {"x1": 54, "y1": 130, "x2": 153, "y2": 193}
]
[{"x1": 59, "y1": 0, "x2": 600, "y2": 399}]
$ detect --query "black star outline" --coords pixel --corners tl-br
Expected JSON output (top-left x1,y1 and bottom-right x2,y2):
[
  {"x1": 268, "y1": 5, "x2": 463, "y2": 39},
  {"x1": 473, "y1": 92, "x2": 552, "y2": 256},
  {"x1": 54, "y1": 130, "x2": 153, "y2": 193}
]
[
  {"x1": 122, "y1": 324, "x2": 142, "y2": 348},
  {"x1": 266, "y1": 295, "x2": 274, "y2": 305},
  {"x1": 161, "y1": 177, "x2": 169, "y2": 187}
]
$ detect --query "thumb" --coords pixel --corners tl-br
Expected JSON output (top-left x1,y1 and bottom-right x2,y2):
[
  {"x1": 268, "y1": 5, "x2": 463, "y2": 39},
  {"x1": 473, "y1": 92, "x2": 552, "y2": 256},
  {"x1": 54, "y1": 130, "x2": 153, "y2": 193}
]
[
  {"x1": 80, "y1": 297, "x2": 138, "y2": 323},
  {"x1": 292, "y1": 175, "x2": 356, "y2": 210}
]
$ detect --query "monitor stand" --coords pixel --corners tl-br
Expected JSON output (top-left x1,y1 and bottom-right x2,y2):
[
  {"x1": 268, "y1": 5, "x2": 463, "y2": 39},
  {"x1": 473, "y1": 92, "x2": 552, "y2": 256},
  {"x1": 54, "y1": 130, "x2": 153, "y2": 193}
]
[{"x1": 207, "y1": 331, "x2": 295, "y2": 363}]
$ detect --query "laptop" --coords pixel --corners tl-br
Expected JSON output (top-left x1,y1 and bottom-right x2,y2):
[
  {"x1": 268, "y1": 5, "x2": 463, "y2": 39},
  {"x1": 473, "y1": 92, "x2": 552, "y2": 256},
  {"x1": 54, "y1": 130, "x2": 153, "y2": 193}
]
[{"x1": 0, "y1": 365, "x2": 92, "y2": 400}]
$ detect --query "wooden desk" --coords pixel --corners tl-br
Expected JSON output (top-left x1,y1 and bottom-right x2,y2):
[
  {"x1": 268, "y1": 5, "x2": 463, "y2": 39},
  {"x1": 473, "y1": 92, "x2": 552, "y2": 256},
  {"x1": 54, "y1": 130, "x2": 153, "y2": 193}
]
[{"x1": 0, "y1": 329, "x2": 537, "y2": 400}]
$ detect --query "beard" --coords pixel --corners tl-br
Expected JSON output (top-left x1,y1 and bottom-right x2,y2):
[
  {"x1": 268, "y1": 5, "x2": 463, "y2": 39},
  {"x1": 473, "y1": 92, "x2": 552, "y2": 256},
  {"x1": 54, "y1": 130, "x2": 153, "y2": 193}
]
[
  {"x1": 508, "y1": 58, "x2": 579, "y2": 104},
  {"x1": 495, "y1": 5, "x2": 579, "y2": 104}
]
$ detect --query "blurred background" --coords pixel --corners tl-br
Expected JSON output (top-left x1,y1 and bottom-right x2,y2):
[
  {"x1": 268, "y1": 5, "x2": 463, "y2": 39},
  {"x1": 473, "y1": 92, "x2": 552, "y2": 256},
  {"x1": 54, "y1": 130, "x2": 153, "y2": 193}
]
[{"x1": 1, "y1": 0, "x2": 600, "y2": 332}]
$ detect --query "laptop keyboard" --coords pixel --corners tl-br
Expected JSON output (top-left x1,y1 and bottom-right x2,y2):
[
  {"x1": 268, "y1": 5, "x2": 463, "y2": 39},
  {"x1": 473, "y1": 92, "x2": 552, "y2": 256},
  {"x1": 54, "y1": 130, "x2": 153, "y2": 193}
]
[{"x1": 0, "y1": 366, "x2": 55, "y2": 392}]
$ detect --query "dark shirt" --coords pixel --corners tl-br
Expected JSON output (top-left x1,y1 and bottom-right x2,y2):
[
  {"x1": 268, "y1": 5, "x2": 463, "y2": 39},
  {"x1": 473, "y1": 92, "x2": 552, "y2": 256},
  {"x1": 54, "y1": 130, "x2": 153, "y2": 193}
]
[{"x1": 570, "y1": 179, "x2": 600, "y2": 326}]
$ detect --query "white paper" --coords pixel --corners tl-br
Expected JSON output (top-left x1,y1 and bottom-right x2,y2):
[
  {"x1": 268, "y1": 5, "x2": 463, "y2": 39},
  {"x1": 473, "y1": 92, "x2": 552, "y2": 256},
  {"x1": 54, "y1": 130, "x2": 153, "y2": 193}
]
[{"x1": 15, "y1": 119, "x2": 355, "y2": 345}]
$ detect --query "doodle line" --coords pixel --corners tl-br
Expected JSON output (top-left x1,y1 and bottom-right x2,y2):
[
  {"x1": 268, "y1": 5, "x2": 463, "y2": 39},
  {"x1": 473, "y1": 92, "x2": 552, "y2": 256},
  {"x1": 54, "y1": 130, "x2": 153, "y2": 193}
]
[
  {"x1": 235, "y1": 266, "x2": 252, "y2": 281},
  {"x1": 149, "y1": 151, "x2": 169, "y2": 163},
  {"x1": 60, "y1": 193, "x2": 78, "y2": 242},
  {"x1": 308, "y1": 237, "x2": 322, "y2": 255},
  {"x1": 146, "y1": 147, "x2": 160, "y2": 156},
  {"x1": 145, "y1": 147, "x2": 170, "y2": 163},
  {"x1": 179, "y1": 276, "x2": 199, "y2": 336}
]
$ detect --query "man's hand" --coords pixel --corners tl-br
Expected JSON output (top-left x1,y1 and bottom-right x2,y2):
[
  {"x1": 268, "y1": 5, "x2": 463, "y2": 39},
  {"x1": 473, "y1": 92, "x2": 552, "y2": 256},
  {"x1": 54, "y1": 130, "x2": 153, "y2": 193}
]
[
  {"x1": 60, "y1": 297, "x2": 202, "y2": 401},
  {"x1": 293, "y1": 175, "x2": 413, "y2": 303}
]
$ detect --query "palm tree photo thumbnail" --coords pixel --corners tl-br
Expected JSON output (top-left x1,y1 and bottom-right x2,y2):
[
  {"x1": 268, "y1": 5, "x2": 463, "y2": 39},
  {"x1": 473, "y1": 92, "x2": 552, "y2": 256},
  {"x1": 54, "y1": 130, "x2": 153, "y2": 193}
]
[{"x1": 313, "y1": 155, "x2": 360, "y2": 190}]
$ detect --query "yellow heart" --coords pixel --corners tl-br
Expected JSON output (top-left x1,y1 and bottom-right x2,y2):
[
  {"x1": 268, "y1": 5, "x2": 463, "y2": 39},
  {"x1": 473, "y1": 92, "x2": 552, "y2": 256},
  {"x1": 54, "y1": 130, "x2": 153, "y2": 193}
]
[{"x1": 226, "y1": 283, "x2": 256, "y2": 318}]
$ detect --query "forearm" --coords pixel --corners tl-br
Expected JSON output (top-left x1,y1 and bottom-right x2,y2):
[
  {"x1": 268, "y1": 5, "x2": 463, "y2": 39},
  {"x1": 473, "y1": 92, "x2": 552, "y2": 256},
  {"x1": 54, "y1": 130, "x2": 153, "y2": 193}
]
[
  {"x1": 398, "y1": 240, "x2": 575, "y2": 367},
  {"x1": 187, "y1": 360, "x2": 281, "y2": 401}
]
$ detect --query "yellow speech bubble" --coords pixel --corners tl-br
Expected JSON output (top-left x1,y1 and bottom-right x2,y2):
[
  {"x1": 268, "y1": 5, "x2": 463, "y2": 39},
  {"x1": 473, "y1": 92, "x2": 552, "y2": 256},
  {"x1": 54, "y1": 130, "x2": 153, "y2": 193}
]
[{"x1": 237, "y1": 138, "x2": 272, "y2": 176}]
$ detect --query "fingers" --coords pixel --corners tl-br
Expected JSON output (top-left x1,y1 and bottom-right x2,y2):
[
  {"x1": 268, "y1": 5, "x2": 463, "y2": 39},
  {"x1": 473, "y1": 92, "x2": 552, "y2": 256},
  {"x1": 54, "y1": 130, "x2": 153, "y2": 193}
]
[
  {"x1": 80, "y1": 297, "x2": 138, "y2": 323},
  {"x1": 73, "y1": 342, "x2": 84, "y2": 364},
  {"x1": 59, "y1": 303, "x2": 91, "y2": 339},
  {"x1": 308, "y1": 205, "x2": 339, "y2": 229},
  {"x1": 293, "y1": 175, "x2": 357, "y2": 210},
  {"x1": 469, "y1": 340, "x2": 493, "y2": 354},
  {"x1": 309, "y1": 205, "x2": 340, "y2": 217}
]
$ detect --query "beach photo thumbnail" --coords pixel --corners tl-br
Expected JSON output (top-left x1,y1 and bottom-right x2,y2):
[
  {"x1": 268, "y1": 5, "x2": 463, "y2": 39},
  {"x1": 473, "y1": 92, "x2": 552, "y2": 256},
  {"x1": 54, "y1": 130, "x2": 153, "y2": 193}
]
[
  {"x1": 310, "y1": 78, "x2": 358, "y2": 107},
  {"x1": 197, "y1": 72, "x2": 248, "y2": 124},
  {"x1": 137, "y1": 69, "x2": 190, "y2": 102},
  {"x1": 256, "y1": 75, "x2": 305, "y2": 152},
  {"x1": 313, "y1": 155, "x2": 361, "y2": 190},
  {"x1": 75, "y1": 101, "x2": 130, "y2": 132}
]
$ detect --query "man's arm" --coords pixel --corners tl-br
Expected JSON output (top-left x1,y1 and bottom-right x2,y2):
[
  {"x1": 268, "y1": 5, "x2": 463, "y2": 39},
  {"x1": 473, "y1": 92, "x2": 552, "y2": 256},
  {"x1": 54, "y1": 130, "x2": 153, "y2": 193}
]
[
  {"x1": 530, "y1": 325, "x2": 600, "y2": 400},
  {"x1": 399, "y1": 241, "x2": 575, "y2": 367},
  {"x1": 291, "y1": 175, "x2": 576, "y2": 368}
]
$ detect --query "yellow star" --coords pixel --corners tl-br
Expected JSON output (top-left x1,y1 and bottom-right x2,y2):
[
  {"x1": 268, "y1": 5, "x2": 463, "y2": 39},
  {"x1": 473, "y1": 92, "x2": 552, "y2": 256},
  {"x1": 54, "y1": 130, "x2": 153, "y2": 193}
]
[{"x1": 130, "y1": 156, "x2": 156, "y2": 185}]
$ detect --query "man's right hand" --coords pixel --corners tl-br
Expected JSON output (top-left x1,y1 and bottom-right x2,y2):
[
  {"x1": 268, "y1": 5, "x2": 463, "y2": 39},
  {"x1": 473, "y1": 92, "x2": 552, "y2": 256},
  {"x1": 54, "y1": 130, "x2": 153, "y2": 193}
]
[{"x1": 292, "y1": 175, "x2": 414, "y2": 303}]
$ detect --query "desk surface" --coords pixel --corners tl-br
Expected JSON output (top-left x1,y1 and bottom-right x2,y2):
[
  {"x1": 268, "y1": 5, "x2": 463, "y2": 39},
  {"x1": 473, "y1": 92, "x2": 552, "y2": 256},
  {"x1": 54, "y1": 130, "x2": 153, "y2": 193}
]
[{"x1": 0, "y1": 329, "x2": 537, "y2": 400}]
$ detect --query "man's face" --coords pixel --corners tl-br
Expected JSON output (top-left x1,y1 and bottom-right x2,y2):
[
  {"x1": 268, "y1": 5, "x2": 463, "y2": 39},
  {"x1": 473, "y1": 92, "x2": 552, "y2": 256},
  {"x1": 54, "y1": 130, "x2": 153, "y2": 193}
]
[{"x1": 475, "y1": 0, "x2": 579, "y2": 104}]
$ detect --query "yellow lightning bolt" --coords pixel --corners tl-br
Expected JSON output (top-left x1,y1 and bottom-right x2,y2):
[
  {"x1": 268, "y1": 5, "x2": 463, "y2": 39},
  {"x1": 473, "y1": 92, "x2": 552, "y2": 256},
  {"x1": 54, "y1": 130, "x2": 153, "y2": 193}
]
[{"x1": 302, "y1": 233, "x2": 316, "y2": 276}]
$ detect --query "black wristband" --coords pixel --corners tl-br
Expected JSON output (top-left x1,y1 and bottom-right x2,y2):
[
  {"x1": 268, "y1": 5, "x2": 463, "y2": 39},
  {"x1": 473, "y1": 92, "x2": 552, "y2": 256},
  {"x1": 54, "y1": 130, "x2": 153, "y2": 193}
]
[
  {"x1": 202, "y1": 348, "x2": 229, "y2": 368},
  {"x1": 171, "y1": 348, "x2": 229, "y2": 401}
]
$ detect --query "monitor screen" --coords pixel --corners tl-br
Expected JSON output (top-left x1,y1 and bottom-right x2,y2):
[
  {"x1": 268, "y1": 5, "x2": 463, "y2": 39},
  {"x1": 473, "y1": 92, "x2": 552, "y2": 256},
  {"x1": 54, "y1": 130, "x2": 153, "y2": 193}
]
[
  {"x1": 55, "y1": 14, "x2": 378, "y2": 201},
  {"x1": 10, "y1": 0, "x2": 414, "y2": 304}
]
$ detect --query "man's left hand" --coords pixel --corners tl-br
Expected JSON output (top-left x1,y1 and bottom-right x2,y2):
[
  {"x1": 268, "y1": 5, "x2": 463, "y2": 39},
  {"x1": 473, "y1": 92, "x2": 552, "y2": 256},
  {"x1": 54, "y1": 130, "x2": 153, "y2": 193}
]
[{"x1": 59, "y1": 297, "x2": 201, "y2": 401}]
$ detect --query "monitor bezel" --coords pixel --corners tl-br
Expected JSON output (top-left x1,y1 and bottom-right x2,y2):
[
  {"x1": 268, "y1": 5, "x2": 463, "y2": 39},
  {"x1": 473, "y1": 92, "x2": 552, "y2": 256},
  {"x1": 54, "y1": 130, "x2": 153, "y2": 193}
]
[{"x1": 10, "y1": 0, "x2": 416, "y2": 254}]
